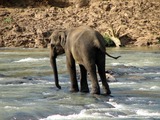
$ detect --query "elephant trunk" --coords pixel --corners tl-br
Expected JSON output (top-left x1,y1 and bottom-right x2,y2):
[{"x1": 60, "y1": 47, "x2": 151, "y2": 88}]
[{"x1": 50, "y1": 46, "x2": 61, "y2": 89}]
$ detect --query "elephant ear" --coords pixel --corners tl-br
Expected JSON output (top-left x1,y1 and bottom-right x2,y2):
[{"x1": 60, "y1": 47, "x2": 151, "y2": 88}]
[{"x1": 59, "y1": 31, "x2": 66, "y2": 47}]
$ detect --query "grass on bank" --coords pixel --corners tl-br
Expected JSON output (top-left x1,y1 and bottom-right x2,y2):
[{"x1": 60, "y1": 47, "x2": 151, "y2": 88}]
[{"x1": 103, "y1": 34, "x2": 116, "y2": 47}]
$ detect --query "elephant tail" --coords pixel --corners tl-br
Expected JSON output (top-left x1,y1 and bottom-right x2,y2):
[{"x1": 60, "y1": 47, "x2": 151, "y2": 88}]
[
  {"x1": 105, "y1": 52, "x2": 121, "y2": 59},
  {"x1": 94, "y1": 31, "x2": 121, "y2": 59}
]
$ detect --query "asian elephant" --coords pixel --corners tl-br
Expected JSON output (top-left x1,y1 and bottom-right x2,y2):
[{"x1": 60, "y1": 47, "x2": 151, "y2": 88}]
[{"x1": 49, "y1": 26, "x2": 121, "y2": 95}]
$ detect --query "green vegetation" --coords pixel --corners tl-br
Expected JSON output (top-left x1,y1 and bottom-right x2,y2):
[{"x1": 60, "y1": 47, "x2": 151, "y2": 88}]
[
  {"x1": 103, "y1": 34, "x2": 116, "y2": 47},
  {"x1": 4, "y1": 17, "x2": 13, "y2": 24}
]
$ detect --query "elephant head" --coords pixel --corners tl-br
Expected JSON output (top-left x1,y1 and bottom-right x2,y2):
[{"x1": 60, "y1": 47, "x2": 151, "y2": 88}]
[{"x1": 49, "y1": 31, "x2": 66, "y2": 89}]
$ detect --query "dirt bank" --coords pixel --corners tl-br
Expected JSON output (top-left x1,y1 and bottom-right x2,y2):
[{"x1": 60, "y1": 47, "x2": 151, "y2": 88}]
[{"x1": 0, "y1": 0, "x2": 160, "y2": 48}]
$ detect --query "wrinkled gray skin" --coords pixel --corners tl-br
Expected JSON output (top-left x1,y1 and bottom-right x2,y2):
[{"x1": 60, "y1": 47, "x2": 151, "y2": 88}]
[{"x1": 49, "y1": 26, "x2": 121, "y2": 95}]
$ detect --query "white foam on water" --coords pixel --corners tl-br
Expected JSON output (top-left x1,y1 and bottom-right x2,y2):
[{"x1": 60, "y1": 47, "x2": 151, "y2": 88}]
[
  {"x1": 14, "y1": 57, "x2": 49, "y2": 62},
  {"x1": 139, "y1": 85, "x2": 160, "y2": 91},
  {"x1": 0, "y1": 78, "x2": 5, "y2": 80},
  {"x1": 122, "y1": 60, "x2": 157, "y2": 67},
  {"x1": 150, "y1": 86, "x2": 160, "y2": 90},
  {"x1": 105, "y1": 112, "x2": 115, "y2": 117},
  {"x1": 40, "y1": 109, "x2": 106, "y2": 120},
  {"x1": 107, "y1": 101, "x2": 126, "y2": 110},
  {"x1": 139, "y1": 88, "x2": 148, "y2": 91},
  {"x1": 40, "y1": 107, "x2": 129, "y2": 120},
  {"x1": 4, "y1": 106, "x2": 20, "y2": 110},
  {"x1": 136, "y1": 109, "x2": 160, "y2": 117},
  {"x1": 110, "y1": 82, "x2": 136, "y2": 85},
  {"x1": 142, "y1": 72, "x2": 160, "y2": 75},
  {"x1": 111, "y1": 63, "x2": 123, "y2": 66}
]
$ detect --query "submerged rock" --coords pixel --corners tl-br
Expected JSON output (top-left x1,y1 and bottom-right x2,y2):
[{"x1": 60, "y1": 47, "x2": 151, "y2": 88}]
[
  {"x1": 0, "y1": 74, "x2": 6, "y2": 77},
  {"x1": 9, "y1": 112, "x2": 38, "y2": 120},
  {"x1": 0, "y1": 78, "x2": 27, "y2": 85},
  {"x1": 106, "y1": 73, "x2": 118, "y2": 82}
]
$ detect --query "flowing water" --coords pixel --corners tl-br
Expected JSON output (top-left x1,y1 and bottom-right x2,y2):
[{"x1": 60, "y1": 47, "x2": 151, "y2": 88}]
[{"x1": 0, "y1": 47, "x2": 160, "y2": 120}]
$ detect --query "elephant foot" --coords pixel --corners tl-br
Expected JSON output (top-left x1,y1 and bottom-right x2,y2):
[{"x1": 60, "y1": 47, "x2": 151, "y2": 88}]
[
  {"x1": 70, "y1": 84, "x2": 79, "y2": 92},
  {"x1": 104, "y1": 89, "x2": 111, "y2": 95},
  {"x1": 91, "y1": 88, "x2": 100, "y2": 95},
  {"x1": 80, "y1": 88, "x2": 89, "y2": 93},
  {"x1": 70, "y1": 88, "x2": 79, "y2": 93}
]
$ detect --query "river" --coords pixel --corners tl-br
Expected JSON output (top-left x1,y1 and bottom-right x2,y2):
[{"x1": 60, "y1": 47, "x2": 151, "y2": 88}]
[{"x1": 0, "y1": 47, "x2": 160, "y2": 120}]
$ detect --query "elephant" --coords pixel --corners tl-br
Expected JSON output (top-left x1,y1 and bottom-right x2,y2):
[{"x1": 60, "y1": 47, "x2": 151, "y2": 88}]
[{"x1": 49, "y1": 26, "x2": 121, "y2": 95}]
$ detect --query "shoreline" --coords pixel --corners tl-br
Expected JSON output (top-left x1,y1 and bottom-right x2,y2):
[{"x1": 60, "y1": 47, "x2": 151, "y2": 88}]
[{"x1": 0, "y1": 0, "x2": 160, "y2": 48}]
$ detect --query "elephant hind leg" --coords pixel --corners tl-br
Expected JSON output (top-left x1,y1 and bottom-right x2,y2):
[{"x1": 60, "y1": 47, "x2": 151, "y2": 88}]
[
  {"x1": 86, "y1": 63, "x2": 100, "y2": 94},
  {"x1": 97, "y1": 56, "x2": 111, "y2": 95},
  {"x1": 79, "y1": 65, "x2": 89, "y2": 93}
]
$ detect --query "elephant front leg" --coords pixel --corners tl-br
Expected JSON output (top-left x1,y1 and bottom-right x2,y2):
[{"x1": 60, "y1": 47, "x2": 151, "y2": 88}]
[
  {"x1": 79, "y1": 65, "x2": 89, "y2": 93},
  {"x1": 66, "y1": 54, "x2": 79, "y2": 92}
]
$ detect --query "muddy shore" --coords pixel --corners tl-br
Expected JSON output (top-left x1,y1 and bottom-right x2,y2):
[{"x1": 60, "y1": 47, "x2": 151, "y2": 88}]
[{"x1": 0, "y1": 0, "x2": 160, "y2": 48}]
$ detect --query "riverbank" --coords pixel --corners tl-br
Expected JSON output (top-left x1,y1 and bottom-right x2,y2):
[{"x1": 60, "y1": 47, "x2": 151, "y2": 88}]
[{"x1": 0, "y1": 0, "x2": 160, "y2": 48}]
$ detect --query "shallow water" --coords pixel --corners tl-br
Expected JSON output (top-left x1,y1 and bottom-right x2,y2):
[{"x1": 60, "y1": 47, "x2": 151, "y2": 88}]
[{"x1": 0, "y1": 47, "x2": 160, "y2": 120}]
